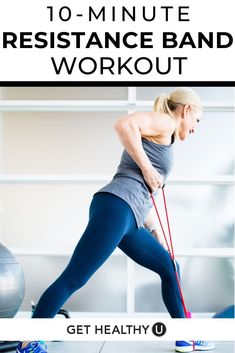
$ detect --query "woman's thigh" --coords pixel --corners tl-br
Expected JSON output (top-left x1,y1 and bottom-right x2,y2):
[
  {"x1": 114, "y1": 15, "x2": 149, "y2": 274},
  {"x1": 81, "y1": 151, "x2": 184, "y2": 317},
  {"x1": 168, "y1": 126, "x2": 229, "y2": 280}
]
[
  {"x1": 63, "y1": 192, "x2": 137, "y2": 281},
  {"x1": 118, "y1": 227, "x2": 175, "y2": 278}
]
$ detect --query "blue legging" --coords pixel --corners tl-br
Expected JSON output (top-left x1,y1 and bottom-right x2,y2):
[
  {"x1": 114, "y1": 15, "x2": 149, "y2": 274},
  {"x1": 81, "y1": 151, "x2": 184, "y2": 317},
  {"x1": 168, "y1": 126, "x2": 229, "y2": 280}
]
[{"x1": 32, "y1": 192, "x2": 186, "y2": 318}]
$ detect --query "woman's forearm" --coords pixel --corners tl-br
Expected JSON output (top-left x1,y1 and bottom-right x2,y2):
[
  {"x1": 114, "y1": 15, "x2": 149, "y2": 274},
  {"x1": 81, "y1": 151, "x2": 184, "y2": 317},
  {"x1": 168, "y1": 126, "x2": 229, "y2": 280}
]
[
  {"x1": 114, "y1": 118, "x2": 152, "y2": 173},
  {"x1": 114, "y1": 113, "x2": 164, "y2": 191}
]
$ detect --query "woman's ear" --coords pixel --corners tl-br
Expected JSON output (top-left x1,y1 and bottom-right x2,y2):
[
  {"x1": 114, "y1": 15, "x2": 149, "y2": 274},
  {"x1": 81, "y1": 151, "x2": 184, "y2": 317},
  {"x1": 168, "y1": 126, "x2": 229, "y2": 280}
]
[{"x1": 182, "y1": 104, "x2": 191, "y2": 118}]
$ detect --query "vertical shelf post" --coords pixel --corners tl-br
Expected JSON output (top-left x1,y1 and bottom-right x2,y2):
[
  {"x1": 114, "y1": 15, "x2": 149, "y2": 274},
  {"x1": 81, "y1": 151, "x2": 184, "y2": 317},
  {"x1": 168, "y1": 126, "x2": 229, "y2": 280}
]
[{"x1": 126, "y1": 87, "x2": 137, "y2": 315}]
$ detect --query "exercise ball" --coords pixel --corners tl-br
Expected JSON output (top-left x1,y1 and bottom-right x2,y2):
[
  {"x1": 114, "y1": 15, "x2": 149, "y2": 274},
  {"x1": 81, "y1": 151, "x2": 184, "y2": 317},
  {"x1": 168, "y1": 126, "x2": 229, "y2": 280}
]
[{"x1": 0, "y1": 243, "x2": 25, "y2": 317}]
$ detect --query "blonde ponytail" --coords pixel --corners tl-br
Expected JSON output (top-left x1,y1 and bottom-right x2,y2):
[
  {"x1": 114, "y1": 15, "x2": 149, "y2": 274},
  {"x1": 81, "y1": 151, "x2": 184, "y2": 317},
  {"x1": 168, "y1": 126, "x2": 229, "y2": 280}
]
[
  {"x1": 153, "y1": 87, "x2": 202, "y2": 117},
  {"x1": 153, "y1": 93, "x2": 172, "y2": 116}
]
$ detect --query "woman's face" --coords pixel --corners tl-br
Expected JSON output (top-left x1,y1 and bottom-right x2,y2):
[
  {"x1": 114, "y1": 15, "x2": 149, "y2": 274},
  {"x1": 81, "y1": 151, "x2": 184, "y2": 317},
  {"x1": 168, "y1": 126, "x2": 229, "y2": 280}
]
[{"x1": 178, "y1": 105, "x2": 201, "y2": 140}]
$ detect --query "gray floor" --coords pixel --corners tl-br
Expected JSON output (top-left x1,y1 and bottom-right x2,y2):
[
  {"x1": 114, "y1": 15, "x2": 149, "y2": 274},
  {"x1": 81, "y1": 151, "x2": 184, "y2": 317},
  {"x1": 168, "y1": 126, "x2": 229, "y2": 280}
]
[{"x1": 46, "y1": 341, "x2": 235, "y2": 353}]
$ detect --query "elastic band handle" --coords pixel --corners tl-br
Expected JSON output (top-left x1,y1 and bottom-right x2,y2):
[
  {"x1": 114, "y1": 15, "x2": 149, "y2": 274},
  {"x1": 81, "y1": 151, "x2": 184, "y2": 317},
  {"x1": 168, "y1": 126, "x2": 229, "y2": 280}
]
[{"x1": 145, "y1": 182, "x2": 165, "y2": 193}]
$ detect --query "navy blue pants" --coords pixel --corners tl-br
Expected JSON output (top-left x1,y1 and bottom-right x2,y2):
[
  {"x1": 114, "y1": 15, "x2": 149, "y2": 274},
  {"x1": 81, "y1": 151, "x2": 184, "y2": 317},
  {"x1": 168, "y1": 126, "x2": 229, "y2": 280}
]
[{"x1": 33, "y1": 192, "x2": 186, "y2": 318}]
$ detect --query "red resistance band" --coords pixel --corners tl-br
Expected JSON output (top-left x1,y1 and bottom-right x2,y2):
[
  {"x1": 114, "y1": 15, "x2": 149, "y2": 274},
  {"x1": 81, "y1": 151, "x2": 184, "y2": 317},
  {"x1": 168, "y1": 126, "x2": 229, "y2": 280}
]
[{"x1": 150, "y1": 188, "x2": 191, "y2": 319}]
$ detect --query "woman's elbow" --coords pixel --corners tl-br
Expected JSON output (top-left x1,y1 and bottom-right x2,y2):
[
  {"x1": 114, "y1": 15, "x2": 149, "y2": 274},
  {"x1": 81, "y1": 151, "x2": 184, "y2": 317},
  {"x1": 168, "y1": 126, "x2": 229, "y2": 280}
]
[
  {"x1": 113, "y1": 117, "x2": 129, "y2": 134},
  {"x1": 113, "y1": 120, "x2": 121, "y2": 132}
]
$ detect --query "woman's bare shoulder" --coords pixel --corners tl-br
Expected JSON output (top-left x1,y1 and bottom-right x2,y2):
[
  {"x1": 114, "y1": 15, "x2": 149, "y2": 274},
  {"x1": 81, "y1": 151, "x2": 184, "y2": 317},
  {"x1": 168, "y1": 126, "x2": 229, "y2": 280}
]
[
  {"x1": 114, "y1": 111, "x2": 176, "y2": 136},
  {"x1": 141, "y1": 111, "x2": 176, "y2": 135}
]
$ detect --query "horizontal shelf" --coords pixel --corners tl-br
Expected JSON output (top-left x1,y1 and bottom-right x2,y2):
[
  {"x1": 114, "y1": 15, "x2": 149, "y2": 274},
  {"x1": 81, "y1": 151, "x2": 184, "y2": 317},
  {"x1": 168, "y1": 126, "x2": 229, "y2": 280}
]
[
  {"x1": 0, "y1": 174, "x2": 234, "y2": 185},
  {"x1": 0, "y1": 100, "x2": 234, "y2": 112},
  {"x1": 10, "y1": 247, "x2": 235, "y2": 258},
  {"x1": 0, "y1": 174, "x2": 111, "y2": 183},
  {"x1": 15, "y1": 311, "x2": 215, "y2": 318}
]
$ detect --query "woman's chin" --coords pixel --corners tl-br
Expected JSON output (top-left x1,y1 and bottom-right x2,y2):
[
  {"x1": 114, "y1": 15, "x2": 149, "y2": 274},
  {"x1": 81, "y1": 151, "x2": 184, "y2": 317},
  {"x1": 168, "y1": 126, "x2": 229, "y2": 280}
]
[{"x1": 179, "y1": 134, "x2": 187, "y2": 141}]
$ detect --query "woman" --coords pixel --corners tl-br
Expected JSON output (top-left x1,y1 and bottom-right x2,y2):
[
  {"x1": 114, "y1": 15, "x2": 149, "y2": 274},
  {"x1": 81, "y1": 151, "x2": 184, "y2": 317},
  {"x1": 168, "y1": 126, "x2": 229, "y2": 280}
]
[{"x1": 17, "y1": 87, "x2": 215, "y2": 353}]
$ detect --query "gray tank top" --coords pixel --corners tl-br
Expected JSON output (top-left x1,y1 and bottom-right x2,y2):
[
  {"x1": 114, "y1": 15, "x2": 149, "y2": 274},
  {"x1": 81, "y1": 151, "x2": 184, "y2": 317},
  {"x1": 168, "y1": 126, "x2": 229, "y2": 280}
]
[{"x1": 95, "y1": 137, "x2": 174, "y2": 228}]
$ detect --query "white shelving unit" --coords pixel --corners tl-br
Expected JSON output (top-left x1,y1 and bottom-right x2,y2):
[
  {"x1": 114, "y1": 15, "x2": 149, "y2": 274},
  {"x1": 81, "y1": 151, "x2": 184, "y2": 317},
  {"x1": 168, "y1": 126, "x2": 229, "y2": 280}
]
[
  {"x1": 0, "y1": 174, "x2": 234, "y2": 184},
  {"x1": 10, "y1": 246, "x2": 235, "y2": 258},
  {"x1": 0, "y1": 100, "x2": 234, "y2": 112}
]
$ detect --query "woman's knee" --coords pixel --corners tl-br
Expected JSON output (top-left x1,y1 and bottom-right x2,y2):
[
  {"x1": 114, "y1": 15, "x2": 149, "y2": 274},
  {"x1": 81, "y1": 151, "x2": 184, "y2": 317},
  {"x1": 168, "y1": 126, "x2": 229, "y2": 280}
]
[
  {"x1": 161, "y1": 259, "x2": 181, "y2": 282},
  {"x1": 171, "y1": 259, "x2": 181, "y2": 276}
]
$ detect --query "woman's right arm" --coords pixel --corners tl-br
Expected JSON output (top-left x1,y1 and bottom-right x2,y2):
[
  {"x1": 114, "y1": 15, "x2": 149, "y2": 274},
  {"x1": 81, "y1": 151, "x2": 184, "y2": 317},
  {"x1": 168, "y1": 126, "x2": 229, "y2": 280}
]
[{"x1": 114, "y1": 112, "x2": 166, "y2": 191}]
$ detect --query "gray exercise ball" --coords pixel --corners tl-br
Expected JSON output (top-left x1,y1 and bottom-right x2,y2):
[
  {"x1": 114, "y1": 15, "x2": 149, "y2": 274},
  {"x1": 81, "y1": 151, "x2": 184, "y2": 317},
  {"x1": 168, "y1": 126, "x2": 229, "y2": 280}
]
[{"x1": 0, "y1": 243, "x2": 25, "y2": 317}]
